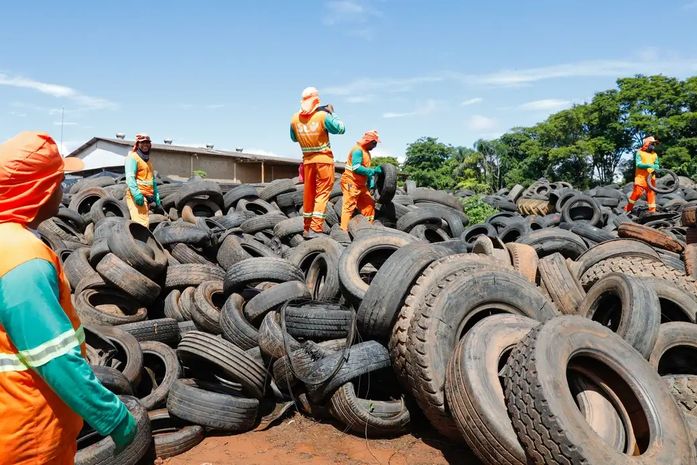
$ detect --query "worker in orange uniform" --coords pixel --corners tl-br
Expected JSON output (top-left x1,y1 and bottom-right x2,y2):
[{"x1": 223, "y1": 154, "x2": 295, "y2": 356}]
[
  {"x1": 340, "y1": 130, "x2": 382, "y2": 230},
  {"x1": 290, "y1": 87, "x2": 346, "y2": 238},
  {"x1": 125, "y1": 133, "x2": 160, "y2": 227},
  {"x1": 0, "y1": 132, "x2": 137, "y2": 464},
  {"x1": 625, "y1": 136, "x2": 660, "y2": 214}
]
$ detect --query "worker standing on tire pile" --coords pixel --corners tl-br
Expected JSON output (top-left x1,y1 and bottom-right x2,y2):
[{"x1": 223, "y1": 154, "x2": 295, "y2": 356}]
[
  {"x1": 340, "y1": 130, "x2": 382, "y2": 231},
  {"x1": 0, "y1": 132, "x2": 137, "y2": 464},
  {"x1": 625, "y1": 136, "x2": 660, "y2": 214},
  {"x1": 290, "y1": 87, "x2": 346, "y2": 238},
  {"x1": 125, "y1": 133, "x2": 160, "y2": 227}
]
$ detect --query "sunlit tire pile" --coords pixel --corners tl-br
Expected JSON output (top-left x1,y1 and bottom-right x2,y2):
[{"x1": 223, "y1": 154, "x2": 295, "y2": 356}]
[{"x1": 46, "y1": 167, "x2": 697, "y2": 464}]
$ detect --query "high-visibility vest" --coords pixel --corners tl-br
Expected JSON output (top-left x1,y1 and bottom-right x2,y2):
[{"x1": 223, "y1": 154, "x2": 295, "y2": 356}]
[
  {"x1": 635, "y1": 150, "x2": 658, "y2": 187},
  {"x1": 341, "y1": 144, "x2": 371, "y2": 188},
  {"x1": 0, "y1": 222, "x2": 84, "y2": 463},
  {"x1": 127, "y1": 151, "x2": 155, "y2": 196},
  {"x1": 291, "y1": 111, "x2": 333, "y2": 164}
]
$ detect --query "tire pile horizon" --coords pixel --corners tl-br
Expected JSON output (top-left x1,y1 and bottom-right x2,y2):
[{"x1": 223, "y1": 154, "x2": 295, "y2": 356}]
[{"x1": 47, "y1": 170, "x2": 697, "y2": 464}]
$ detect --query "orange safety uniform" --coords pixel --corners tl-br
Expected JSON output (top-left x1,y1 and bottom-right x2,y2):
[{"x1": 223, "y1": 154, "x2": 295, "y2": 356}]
[
  {"x1": 125, "y1": 150, "x2": 155, "y2": 227},
  {"x1": 340, "y1": 144, "x2": 376, "y2": 230},
  {"x1": 0, "y1": 224, "x2": 84, "y2": 464},
  {"x1": 626, "y1": 149, "x2": 658, "y2": 213},
  {"x1": 291, "y1": 109, "x2": 344, "y2": 232}
]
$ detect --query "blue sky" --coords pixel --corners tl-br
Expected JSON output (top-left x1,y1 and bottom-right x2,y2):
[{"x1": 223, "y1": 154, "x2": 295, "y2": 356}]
[{"x1": 1, "y1": 0, "x2": 696, "y2": 161}]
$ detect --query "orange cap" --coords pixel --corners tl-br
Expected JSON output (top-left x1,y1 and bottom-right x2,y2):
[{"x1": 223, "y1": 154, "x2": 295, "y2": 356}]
[
  {"x1": 0, "y1": 132, "x2": 83, "y2": 224},
  {"x1": 133, "y1": 133, "x2": 151, "y2": 150},
  {"x1": 358, "y1": 130, "x2": 380, "y2": 147}
]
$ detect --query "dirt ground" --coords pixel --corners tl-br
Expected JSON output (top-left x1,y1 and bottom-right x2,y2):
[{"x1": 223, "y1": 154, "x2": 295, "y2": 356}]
[{"x1": 162, "y1": 412, "x2": 483, "y2": 465}]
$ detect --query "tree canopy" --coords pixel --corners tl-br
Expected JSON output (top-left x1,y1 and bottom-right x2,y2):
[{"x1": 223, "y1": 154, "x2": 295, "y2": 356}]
[{"x1": 400, "y1": 75, "x2": 697, "y2": 191}]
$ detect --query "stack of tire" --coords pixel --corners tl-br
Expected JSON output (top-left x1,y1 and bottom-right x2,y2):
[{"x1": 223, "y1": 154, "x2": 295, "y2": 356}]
[{"x1": 45, "y1": 169, "x2": 697, "y2": 464}]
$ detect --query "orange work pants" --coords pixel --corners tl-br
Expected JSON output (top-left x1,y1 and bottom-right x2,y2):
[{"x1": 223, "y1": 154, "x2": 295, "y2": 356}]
[
  {"x1": 625, "y1": 183, "x2": 656, "y2": 213},
  {"x1": 125, "y1": 190, "x2": 150, "y2": 227},
  {"x1": 340, "y1": 178, "x2": 375, "y2": 231},
  {"x1": 303, "y1": 162, "x2": 334, "y2": 233}
]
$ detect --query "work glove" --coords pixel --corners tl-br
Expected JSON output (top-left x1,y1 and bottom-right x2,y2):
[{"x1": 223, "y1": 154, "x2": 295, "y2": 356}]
[
  {"x1": 110, "y1": 411, "x2": 137, "y2": 454},
  {"x1": 133, "y1": 192, "x2": 145, "y2": 206},
  {"x1": 368, "y1": 176, "x2": 376, "y2": 190},
  {"x1": 374, "y1": 165, "x2": 383, "y2": 175}
]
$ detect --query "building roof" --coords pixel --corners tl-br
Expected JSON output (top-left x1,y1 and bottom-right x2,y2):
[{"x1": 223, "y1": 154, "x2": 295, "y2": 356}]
[{"x1": 67, "y1": 137, "x2": 304, "y2": 166}]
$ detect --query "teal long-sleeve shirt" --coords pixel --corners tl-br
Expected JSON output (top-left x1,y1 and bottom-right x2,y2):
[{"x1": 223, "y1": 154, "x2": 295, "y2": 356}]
[
  {"x1": 635, "y1": 152, "x2": 660, "y2": 169},
  {"x1": 290, "y1": 111, "x2": 346, "y2": 142},
  {"x1": 0, "y1": 258, "x2": 128, "y2": 436},
  {"x1": 350, "y1": 149, "x2": 375, "y2": 177}
]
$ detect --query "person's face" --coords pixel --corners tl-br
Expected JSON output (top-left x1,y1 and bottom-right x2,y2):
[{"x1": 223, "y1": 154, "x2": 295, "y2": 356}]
[
  {"x1": 648, "y1": 144, "x2": 655, "y2": 152},
  {"x1": 139, "y1": 140, "x2": 152, "y2": 153},
  {"x1": 366, "y1": 141, "x2": 378, "y2": 151}
]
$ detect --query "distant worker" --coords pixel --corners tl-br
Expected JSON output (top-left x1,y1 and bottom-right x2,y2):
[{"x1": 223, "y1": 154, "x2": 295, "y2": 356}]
[
  {"x1": 290, "y1": 87, "x2": 346, "y2": 238},
  {"x1": 625, "y1": 136, "x2": 660, "y2": 214},
  {"x1": 0, "y1": 132, "x2": 137, "y2": 464},
  {"x1": 125, "y1": 133, "x2": 160, "y2": 227},
  {"x1": 340, "y1": 130, "x2": 382, "y2": 231}
]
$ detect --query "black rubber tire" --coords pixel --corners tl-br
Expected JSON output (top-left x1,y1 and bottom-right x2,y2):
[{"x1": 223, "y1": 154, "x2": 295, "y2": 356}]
[
  {"x1": 164, "y1": 264, "x2": 225, "y2": 291},
  {"x1": 74, "y1": 288, "x2": 148, "y2": 326},
  {"x1": 284, "y1": 303, "x2": 352, "y2": 340},
  {"x1": 95, "y1": 253, "x2": 161, "y2": 305},
  {"x1": 69, "y1": 186, "x2": 108, "y2": 218},
  {"x1": 107, "y1": 221, "x2": 167, "y2": 281},
  {"x1": 87, "y1": 325, "x2": 145, "y2": 388},
  {"x1": 395, "y1": 209, "x2": 443, "y2": 232},
  {"x1": 176, "y1": 331, "x2": 266, "y2": 399},
  {"x1": 91, "y1": 365, "x2": 133, "y2": 395},
  {"x1": 259, "y1": 179, "x2": 296, "y2": 201},
  {"x1": 517, "y1": 228, "x2": 587, "y2": 259},
  {"x1": 272, "y1": 216, "x2": 304, "y2": 238},
  {"x1": 409, "y1": 188, "x2": 462, "y2": 210},
  {"x1": 118, "y1": 319, "x2": 181, "y2": 345},
  {"x1": 64, "y1": 248, "x2": 95, "y2": 290},
  {"x1": 89, "y1": 197, "x2": 130, "y2": 223},
  {"x1": 75, "y1": 396, "x2": 151, "y2": 465},
  {"x1": 173, "y1": 180, "x2": 223, "y2": 210},
  {"x1": 240, "y1": 212, "x2": 288, "y2": 234},
  {"x1": 538, "y1": 252, "x2": 586, "y2": 315},
  {"x1": 258, "y1": 311, "x2": 301, "y2": 360},
  {"x1": 170, "y1": 243, "x2": 215, "y2": 266},
  {"x1": 304, "y1": 252, "x2": 342, "y2": 300},
  {"x1": 564, "y1": 222, "x2": 616, "y2": 244},
  {"x1": 644, "y1": 278, "x2": 697, "y2": 323},
  {"x1": 154, "y1": 223, "x2": 211, "y2": 248},
  {"x1": 461, "y1": 223, "x2": 498, "y2": 244},
  {"x1": 304, "y1": 341, "x2": 391, "y2": 403},
  {"x1": 190, "y1": 280, "x2": 226, "y2": 334},
  {"x1": 503, "y1": 316, "x2": 694, "y2": 465},
  {"x1": 357, "y1": 242, "x2": 461, "y2": 340},
  {"x1": 148, "y1": 408, "x2": 204, "y2": 459},
  {"x1": 220, "y1": 294, "x2": 259, "y2": 350},
  {"x1": 223, "y1": 184, "x2": 260, "y2": 210},
  {"x1": 375, "y1": 163, "x2": 398, "y2": 204},
  {"x1": 244, "y1": 281, "x2": 311, "y2": 324},
  {"x1": 561, "y1": 194, "x2": 602, "y2": 226},
  {"x1": 663, "y1": 375, "x2": 697, "y2": 418},
  {"x1": 216, "y1": 234, "x2": 275, "y2": 270},
  {"x1": 329, "y1": 380, "x2": 410, "y2": 437},
  {"x1": 57, "y1": 206, "x2": 87, "y2": 232},
  {"x1": 163, "y1": 289, "x2": 189, "y2": 322},
  {"x1": 223, "y1": 257, "x2": 304, "y2": 296},
  {"x1": 445, "y1": 315, "x2": 538, "y2": 465},
  {"x1": 136, "y1": 341, "x2": 182, "y2": 410},
  {"x1": 166, "y1": 378, "x2": 258, "y2": 432},
  {"x1": 407, "y1": 269, "x2": 557, "y2": 438},
  {"x1": 338, "y1": 232, "x2": 417, "y2": 304},
  {"x1": 572, "y1": 238, "x2": 661, "y2": 278},
  {"x1": 649, "y1": 322, "x2": 697, "y2": 376},
  {"x1": 578, "y1": 272, "x2": 661, "y2": 358}
]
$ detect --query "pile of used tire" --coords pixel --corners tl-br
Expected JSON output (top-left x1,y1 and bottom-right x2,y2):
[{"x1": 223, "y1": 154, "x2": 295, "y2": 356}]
[{"x1": 44, "y1": 167, "x2": 697, "y2": 464}]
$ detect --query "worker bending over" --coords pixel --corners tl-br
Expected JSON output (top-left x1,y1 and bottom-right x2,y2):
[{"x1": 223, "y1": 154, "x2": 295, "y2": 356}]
[
  {"x1": 340, "y1": 130, "x2": 382, "y2": 230},
  {"x1": 625, "y1": 136, "x2": 659, "y2": 214},
  {"x1": 0, "y1": 132, "x2": 136, "y2": 464},
  {"x1": 125, "y1": 133, "x2": 160, "y2": 227},
  {"x1": 290, "y1": 87, "x2": 345, "y2": 238}
]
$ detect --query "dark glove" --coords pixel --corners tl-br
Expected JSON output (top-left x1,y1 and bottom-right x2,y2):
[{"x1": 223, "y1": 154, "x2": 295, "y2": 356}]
[{"x1": 110, "y1": 411, "x2": 137, "y2": 454}]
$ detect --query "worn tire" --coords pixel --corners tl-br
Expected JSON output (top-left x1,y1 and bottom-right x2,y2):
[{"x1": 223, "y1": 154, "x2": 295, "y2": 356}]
[
  {"x1": 538, "y1": 252, "x2": 586, "y2": 315},
  {"x1": 223, "y1": 257, "x2": 304, "y2": 296},
  {"x1": 190, "y1": 280, "x2": 226, "y2": 334},
  {"x1": 96, "y1": 253, "x2": 161, "y2": 304},
  {"x1": 618, "y1": 222, "x2": 685, "y2": 253},
  {"x1": 244, "y1": 281, "x2": 311, "y2": 324},
  {"x1": 220, "y1": 293, "x2": 259, "y2": 351},
  {"x1": 148, "y1": 408, "x2": 204, "y2": 459}
]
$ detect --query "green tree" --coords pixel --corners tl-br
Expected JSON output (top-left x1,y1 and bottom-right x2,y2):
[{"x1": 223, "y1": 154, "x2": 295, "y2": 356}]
[
  {"x1": 371, "y1": 155, "x2": 400, "y2": 167},
  {"x1": 403, "y1": 137, "x2": 458, "y2": 189}
]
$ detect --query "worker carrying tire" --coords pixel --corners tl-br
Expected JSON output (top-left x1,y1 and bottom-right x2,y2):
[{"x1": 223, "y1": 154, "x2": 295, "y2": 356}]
[
  {"x1": 625, "y1": 135, "x2": 660, "y2": 214},
  {"x1": 340, "y1": 130, "x2": 382, "y2": 231},
  {"x1": 0, "y1": 132, "x2": 137, "y2": 464},
  {"x1": 290, "y1": 87, "x2": 346, "y2": 238},
  {"x1": 125, "y1": 133, "x2": 160, "y2": 227}
]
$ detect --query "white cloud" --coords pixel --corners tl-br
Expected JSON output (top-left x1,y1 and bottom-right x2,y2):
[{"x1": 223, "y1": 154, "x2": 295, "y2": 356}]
[
  {"x1": 518, "y1": 99, "x2": 572, "y2": 111},
  {"x1": 205, "y1": 104, "x2": 225, "y2": 109},
  {"x1": 323, "y1": 1, "x2": 382, "y2": 39},
  {"x1": 383, "y1": 99, "x2": 438, "y2": 119},
  {"x1": 683, "y1": 0, "x2": 697, "y2": 9},
  {"x1": 461, "y1": 97, "x2": 483, "y2": 106},
  {"x1": 345, "y1": 95, "x2": 374, "y2": 104},
  {"x1": 52, "y1": 121, "x2": 79, "y2": 126},
  {"x1": 0, "y1": 74, "x2": 117, "y2": 110},
  {"x1": 324, "y1": 76, "x2": 444, "y2": 97},
  {"x1": 465, "y1": 115, "x2": 498, "y2": 132}
]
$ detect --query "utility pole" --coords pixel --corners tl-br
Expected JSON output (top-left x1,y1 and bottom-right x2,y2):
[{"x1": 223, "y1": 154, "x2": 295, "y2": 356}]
[{"x1": 60, "y1": 107, "x2": 64, "y2": 154}]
